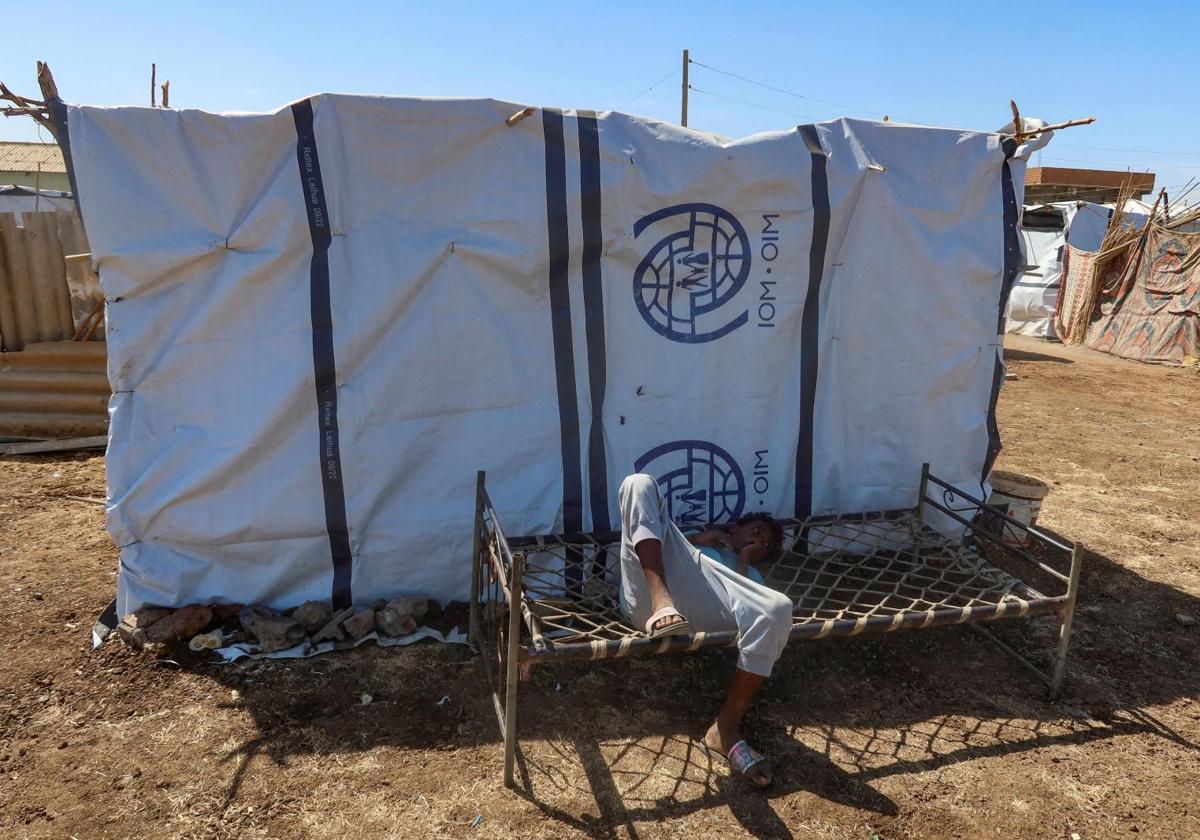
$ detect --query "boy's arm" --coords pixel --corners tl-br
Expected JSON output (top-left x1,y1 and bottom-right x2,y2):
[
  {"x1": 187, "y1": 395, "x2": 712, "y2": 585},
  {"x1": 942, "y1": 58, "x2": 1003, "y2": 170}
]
[{"x1": 689, "y1": 528, "x2": 732, "y2": 548}]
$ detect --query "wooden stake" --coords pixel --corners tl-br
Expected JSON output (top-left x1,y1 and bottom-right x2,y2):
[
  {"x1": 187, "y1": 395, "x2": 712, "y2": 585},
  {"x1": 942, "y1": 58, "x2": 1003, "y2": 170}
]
[
  {"x1": 505, "y1": 107, "x2": 535, "y2": 127},
  {"x1": 151, "y1": 63, "x2": 156, "y2": 106},
  {"x1": 160, "y1": 80, "x2": 170, "y2": 108}
]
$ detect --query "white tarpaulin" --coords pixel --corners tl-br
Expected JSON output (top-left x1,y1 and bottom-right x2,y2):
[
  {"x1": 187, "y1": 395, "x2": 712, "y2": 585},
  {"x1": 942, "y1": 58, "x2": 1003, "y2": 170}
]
[{"x1": 66, "y1": 96, "x2": 1047, "y2": 614}]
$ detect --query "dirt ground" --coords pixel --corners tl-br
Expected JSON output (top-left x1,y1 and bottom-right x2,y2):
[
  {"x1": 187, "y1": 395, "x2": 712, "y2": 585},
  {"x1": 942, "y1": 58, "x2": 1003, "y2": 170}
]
[{"x1": 1, "y1": 334, "x2": 1198, "y2": 839}]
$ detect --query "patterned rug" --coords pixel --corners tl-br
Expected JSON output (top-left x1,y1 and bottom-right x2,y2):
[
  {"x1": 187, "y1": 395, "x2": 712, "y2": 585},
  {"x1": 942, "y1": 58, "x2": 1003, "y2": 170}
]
[{"x1": 1054, "y1": 244, "x2": 1099, "y2": 344}]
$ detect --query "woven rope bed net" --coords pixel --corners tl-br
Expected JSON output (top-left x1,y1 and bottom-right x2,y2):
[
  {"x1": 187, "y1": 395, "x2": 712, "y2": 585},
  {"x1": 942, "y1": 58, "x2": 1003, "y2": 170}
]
[
  {"x1": 469, "y1": 465, "x2": 1084, "y2": 787},
  {"x1": 512, "y1": 510, "x2": 1056, "y2": 653}
]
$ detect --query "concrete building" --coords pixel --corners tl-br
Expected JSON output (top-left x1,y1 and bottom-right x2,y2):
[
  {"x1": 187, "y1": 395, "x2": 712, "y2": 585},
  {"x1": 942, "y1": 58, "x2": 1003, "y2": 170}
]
[
  {"x1": 0, "y1": 141, "x2": 69, "y2": 192},
  {"x1": 1024, "y1": 166, "x2": 1155, "y2": 205}
]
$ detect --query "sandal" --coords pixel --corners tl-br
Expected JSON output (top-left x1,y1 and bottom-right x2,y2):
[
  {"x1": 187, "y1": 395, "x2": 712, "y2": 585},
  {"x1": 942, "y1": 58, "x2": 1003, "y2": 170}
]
[
  {"x1": 708, "y1": 738, "x2": 773, "y2": 788},
  {"x1": 644, "y1": 606, "x2": 691, "y2": 639}
]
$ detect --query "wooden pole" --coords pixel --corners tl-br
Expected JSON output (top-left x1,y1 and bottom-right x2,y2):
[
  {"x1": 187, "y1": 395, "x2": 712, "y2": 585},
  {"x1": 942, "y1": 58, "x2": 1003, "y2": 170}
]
[
  {"x1": 161, "y1": 80, "x2": 170, "y2": 108},
  {"x1": 151, "y1": 63, "x2": 156, "y2": 106},
  {"x1": 681, "y1": 49, "x2": 689, "y2": 127}
]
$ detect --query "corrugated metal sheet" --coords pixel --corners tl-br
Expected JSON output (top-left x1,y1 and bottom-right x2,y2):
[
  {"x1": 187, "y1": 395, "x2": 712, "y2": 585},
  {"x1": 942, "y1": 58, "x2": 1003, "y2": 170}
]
[
  {"x1": 0, "y1": 210, "x2": 98, "y2": 351},
  {"x1": 0, "y1": 142, "x2": 67, "y2": 174},
  {"x1": 0, "y1": 341, "x2": 109, "y2": 438}
]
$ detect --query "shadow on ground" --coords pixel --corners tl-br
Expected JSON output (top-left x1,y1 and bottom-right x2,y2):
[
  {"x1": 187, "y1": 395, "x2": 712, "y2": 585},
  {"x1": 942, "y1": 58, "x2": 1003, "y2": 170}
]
[
  {"x1": 189, "y1": 535, "x2": 1197, "y2": 839},
  {"x1": 1003, "y1": 346, "x2": 1073, "y2": 364}
]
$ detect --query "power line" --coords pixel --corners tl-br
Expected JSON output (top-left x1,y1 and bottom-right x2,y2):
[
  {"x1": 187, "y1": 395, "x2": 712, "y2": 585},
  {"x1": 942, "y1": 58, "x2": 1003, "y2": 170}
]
[
  {"x1": 612, "y1": 66, "x2": 679, "y2": 112},
  {"x1": 687, "y1": 85, "x2": 819, "y2": 121},
  {"x1": 1053, "y1": 142, "x2": 1200, "y2": 157},
  {"x1": 1039, "y1": 155, "x2": 1200, "y2": 171},
  {"x1": 688, "y1": 58, "x2": 886, "y2": 118}
]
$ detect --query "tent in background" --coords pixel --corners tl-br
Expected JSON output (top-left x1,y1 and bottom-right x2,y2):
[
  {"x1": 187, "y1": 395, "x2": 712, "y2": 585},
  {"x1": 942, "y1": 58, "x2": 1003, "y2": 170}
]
[
  {"x1": 1006, "y1": 200, "x2": 1146, "y2": 339},
  {"x1": 0, "y1": 184, "x2": 75, "y2": 218}
]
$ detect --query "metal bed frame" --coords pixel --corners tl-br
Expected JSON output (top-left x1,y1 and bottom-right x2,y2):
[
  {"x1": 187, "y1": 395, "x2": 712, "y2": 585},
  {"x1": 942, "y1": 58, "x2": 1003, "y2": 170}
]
[{"x1": 469, "y1": 465, "x2": 1084, "y2": 787}]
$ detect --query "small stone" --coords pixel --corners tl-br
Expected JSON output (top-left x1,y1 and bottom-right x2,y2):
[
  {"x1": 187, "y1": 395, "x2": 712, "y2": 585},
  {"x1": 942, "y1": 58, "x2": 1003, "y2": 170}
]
[
  {"x1": 387, "y1": 596, "x2": 430, "y2": 621},
  {"x1": 188, "y1": 630, "x2": 225, "y2": 651},
  {"x1": 292, "y1": 601, "x2": 333, "y2": 634},
  {"x1": 211, "y1": 603, "x2": 244, "y2": 622},
  {"x1": 375, "y1": 607, "x2": 417, "y2": 638},
  {"x1": 116, "y1": 624, "x2": 149, "y2": 650},
  {"x1": 312, "y1": 607, "x2": 356, "y2": 643},
  {"x1": 239, "y1": 605, "x2": 279, "y2": 632},
  {"x1": 245, "y1": 615, "x2": 306, "y2": 653},
  {"x1": 145, "y1": 605, "x2": 214, "y2": 643},
  {"x1": 343, "y1": 608, "x2": 376, "y2": 640},
  {"x1": 1175, "y1": 613, "x2": 1196, "y2": 627},
  {"x1": 360, "y1": 693, "x2": 373, "y2": 706},
  {"x1": 120, "y1": 608, "x2": 171, "y2": 631}
]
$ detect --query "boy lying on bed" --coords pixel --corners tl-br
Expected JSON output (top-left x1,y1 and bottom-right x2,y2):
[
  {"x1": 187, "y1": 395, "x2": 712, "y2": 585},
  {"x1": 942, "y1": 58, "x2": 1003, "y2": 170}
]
[{"x1": 617, "y1": 473, "x2": 792, "y2": 788}]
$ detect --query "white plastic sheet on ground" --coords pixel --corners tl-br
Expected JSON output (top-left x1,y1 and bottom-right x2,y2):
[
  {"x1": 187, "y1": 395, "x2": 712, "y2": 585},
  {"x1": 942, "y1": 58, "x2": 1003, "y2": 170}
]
[{"x1": 67, "y1": 96, "x2": 1048, "y2": 614}]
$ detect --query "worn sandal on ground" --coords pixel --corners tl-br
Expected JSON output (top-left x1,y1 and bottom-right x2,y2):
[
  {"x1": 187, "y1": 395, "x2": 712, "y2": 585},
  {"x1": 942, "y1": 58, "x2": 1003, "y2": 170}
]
[
  {"x1": 709, "y1": 739, "x2": 772, "y2": 788},
  {"x1": 644, "y1": 606, "x2": 691, "y2": 639}
]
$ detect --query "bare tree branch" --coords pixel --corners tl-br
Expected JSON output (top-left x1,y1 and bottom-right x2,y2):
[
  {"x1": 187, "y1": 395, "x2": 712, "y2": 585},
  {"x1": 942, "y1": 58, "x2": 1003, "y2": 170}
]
[
  {"x1": 36, "y1": 61, "x2": 59, "y2": 101},
  {"x1": 0, "y1": 62, "x2": 60, "y2": 138}
]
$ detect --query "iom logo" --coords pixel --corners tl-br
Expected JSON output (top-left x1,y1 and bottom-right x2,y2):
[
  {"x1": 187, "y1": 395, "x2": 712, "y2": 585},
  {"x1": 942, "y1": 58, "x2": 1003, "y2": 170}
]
[
  {"x1": 635, "y1": 439, "x2": 746, "y2": 527},
  {"x1": 633, "y1": 203, "x2": 752, "y2": 343}
]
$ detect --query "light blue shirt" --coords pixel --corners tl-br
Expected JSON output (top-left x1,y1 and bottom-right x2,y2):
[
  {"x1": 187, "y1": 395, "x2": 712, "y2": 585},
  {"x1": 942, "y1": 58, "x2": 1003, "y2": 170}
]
[{"x1": 697, "y1": 545, "x2": 765, "y2": 584}]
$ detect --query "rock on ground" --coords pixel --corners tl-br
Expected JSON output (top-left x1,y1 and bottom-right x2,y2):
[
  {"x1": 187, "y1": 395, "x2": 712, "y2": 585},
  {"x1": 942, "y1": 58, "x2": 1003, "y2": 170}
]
[
  {"x1": 312, "y1": 607, "x2": 356, "y2": 643},
  {"x1": 293, "y1": 600, "x2": 333, "y2": 634},
  {"x1": 343, "y1": 608, "x2": 376, "y2": 640},
  {"x1": 243, "y1": 613, "x2": 306, "y2": 653},
  {"x1": 375, "y1": 607, "x2": 417, "y2": 638},
  {"x1": 145, "y1": 604, "x2": 214, "y2": 643}
]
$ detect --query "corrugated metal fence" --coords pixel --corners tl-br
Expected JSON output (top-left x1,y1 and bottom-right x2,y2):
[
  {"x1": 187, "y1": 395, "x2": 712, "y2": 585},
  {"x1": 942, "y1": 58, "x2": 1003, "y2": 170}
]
[
  {"x1": 0, "y1": 210, "x2": 108, "y2": 439},
  {"x1": 0, "y1": 341, "x2": 109, "y2": 437},
  {"x1": 0, "y1": 210, "x2": 103, "y2": 351}
]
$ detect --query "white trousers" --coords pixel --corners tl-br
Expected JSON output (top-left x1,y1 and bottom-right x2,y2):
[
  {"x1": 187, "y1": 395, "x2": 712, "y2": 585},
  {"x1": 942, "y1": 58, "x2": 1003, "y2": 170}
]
[{"x1": 617, "y1": 473, "x2": 793, "y2": 677}]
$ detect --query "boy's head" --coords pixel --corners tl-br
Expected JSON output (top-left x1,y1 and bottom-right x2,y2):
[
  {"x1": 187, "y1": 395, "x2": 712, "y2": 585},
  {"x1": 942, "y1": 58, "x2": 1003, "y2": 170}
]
[{"x1": 729, "y1": 512, "x2": 786, "y2": 565}]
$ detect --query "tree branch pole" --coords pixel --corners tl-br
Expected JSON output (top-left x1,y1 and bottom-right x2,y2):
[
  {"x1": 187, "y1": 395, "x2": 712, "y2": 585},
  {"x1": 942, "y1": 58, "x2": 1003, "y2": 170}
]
[{"x1": 0, "y1": 62, "x2": 58, "y2": 137}]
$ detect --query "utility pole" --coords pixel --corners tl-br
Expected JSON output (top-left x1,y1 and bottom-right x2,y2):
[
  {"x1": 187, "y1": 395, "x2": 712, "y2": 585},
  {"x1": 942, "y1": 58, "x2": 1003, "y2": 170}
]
[{"x1": 681, "y1": 49, "x2": 689, "y2": 127}]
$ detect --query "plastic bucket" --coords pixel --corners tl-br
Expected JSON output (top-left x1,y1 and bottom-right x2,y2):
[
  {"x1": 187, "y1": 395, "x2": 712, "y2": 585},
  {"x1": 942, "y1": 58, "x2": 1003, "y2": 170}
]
[{"x1": 985, "y1": 470, "x2": 1050, "y2": 546}]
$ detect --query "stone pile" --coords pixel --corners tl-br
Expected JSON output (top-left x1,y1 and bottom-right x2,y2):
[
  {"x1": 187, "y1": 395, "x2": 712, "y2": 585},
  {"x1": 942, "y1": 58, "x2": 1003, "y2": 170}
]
[{"x1": 116, "y1": 595, "x2": 440, "y2": 655}]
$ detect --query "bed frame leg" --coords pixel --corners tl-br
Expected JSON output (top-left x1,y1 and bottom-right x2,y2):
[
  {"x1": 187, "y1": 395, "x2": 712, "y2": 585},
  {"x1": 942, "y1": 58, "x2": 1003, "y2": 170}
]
[
  {"x1": 503, "y1": 552, "x2": 524, "y2": 788},
  {"x1": 917, "y1": 462, "x2": 930, "y2": 523},
  {"x1": 1050, "y1": 544, "x2": 1084, "y2": 698},
  {"x1": 469, "y1": 471, "x2": 486, "y2": 647}
]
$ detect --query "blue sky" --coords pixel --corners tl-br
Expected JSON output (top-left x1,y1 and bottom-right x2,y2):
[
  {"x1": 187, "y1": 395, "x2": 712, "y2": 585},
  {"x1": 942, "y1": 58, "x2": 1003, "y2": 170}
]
[{"x1": 5, "y1": 1, "x2": 1199, "y2": 198}]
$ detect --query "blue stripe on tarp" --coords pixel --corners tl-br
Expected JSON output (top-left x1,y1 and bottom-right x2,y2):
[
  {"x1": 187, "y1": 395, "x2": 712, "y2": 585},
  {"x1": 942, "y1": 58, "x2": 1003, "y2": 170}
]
[
  {"x1": 577, "y1": 111, "x2": 611, "y2": 533},
  {"x1": 543, "y1": 108, "x2": 584, "y2": 534},
  {"x1": 983, "y1": 137, "x2": 1021, "y2": 483},
  {"x1": 794, "y1": 124, "x2": 830, "y2": 519},
  {"x1": 291, "y1": 99, "x2": 354, "y2": 610}
]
